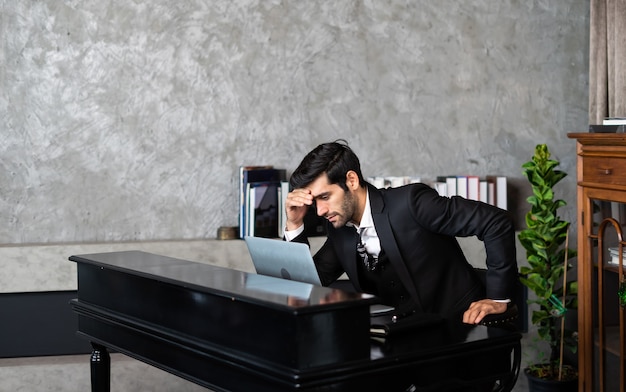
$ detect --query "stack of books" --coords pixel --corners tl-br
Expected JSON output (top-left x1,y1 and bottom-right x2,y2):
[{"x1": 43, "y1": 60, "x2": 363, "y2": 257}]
[
  {"x1": 608, "y1": 247, "x2": 626, "y2": 266},
  {"x1": 238, "y1": 166, "x2": 328, "y2": 239},
  {"x1": 367, "y1": 176, "x2": 421, "y2": 189},
  {"x1": 589, "y1": 117, "x2": 626, "y2": 133},
  {"x1": 432, "y1": 175, "x2": 507, "y2": 210},
  {"x1": 239, "y1": 166, "x2": 286, "y2": 239},
  {"x1": 602, "y1": 117, "x2": 626, "y2": 125}
]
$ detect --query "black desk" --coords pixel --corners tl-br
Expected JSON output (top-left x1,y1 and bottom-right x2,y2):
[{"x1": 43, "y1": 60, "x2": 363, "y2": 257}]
[{"x1": 69, "y1": 251, "x2": 521, "y2": 392}]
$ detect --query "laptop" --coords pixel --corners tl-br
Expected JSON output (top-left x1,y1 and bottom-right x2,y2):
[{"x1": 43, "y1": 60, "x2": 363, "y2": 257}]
[
  {"x1": 244, "y1": 236, "x2": 322, "y2": 286},
  {"x1": 244, "y1": 236, "x2": 395, "y2": 315}
]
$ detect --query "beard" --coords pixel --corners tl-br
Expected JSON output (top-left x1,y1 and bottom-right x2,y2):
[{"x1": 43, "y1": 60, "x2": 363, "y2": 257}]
[{"x1": 326, "y1": 189, "x2": 356, "y2": 228}]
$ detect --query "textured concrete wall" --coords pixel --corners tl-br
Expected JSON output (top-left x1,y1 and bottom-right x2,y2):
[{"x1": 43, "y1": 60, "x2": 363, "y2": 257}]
[{"x1": 1, "y1": 1, "x2": 589, "y2": 244}]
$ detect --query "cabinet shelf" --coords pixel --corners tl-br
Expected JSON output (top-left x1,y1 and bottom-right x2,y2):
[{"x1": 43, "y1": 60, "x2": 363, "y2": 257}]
[
  {"x1": 595, "y1": 325, "x2": 624, "y2": 357},
  {"x1": 592, "y1": 262, "x2": 625, "y2": 273},
  {"x1": 604, "y1": 264, "x2": 626, "y2": 273}
]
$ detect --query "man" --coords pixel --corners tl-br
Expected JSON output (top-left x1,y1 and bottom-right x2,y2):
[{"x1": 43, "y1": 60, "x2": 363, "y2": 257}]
[{"x1": 284, "y1": 140, "x2": 518, "y2": 324}]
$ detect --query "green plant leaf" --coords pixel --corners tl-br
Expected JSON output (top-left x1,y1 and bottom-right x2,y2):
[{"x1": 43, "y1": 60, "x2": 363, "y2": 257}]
[{"x1": 518, "y1": 143, "x2": 577, "y2": 371}]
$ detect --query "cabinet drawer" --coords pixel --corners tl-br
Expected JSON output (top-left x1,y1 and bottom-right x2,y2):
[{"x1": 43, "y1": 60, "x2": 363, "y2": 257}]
[{"x1": 582, "y1": 156, "x2": 626, "y2": 186}]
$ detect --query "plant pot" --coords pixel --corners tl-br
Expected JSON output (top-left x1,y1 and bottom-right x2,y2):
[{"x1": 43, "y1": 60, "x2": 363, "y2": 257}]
[{"x1": 524, "y1": 366, "x2": 578, "y2": 392}]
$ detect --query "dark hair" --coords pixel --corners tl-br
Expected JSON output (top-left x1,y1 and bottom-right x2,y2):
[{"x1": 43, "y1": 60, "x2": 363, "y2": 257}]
[{"x1": 290, "y1": 139, "x2": 366, "y2": 191}]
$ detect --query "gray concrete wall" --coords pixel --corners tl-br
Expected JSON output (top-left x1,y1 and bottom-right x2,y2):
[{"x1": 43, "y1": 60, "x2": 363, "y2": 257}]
[{"x1": 2, "y1": 1, "x2": 589, "y2": 246}]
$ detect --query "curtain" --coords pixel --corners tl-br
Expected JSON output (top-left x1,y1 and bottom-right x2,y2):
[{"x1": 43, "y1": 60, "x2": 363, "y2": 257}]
[{"x1": 589, "y1": 0, "x2": 626, "y2": 124}]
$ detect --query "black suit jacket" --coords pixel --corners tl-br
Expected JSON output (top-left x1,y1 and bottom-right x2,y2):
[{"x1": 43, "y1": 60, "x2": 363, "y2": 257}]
[{"x1": 294, "y1": 183, "x2": 518, "y2": 318}]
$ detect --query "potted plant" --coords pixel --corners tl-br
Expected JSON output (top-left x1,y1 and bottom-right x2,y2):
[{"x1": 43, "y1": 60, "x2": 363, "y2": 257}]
[{"x1": 518, "y1": 144, "x2": 578, "y2": 391}]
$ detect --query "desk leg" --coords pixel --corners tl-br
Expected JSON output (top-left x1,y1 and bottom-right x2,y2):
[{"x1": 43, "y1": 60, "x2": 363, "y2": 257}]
[{"x1": 90, "y1": 343, "x2": 110, "y2": 392}]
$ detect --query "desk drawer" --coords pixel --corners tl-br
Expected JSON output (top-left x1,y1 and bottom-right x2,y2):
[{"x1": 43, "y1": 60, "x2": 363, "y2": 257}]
[{"x1": 582, "y1": 156, "x2": 626, "y2": 186}]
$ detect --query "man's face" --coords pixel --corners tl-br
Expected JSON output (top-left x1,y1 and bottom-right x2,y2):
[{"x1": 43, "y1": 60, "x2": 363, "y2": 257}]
[{"x1": 307, "y1": 173, "x2": 356, "y2": 229}]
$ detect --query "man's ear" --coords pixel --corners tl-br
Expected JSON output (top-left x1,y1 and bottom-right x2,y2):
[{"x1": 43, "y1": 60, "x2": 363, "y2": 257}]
[{"x1": 345, "y1": 170, "x2": 360, "y2": 190}]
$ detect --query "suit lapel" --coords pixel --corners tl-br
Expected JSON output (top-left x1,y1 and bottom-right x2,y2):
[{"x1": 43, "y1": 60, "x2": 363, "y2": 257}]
[{"x1": 368, "y1": 185, "x2": 423, "y2": 311}]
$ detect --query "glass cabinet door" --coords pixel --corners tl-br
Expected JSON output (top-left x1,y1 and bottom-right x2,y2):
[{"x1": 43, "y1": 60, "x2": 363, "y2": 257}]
[{"x1": 588, "y1": 198, "x2": 626, "y2": 392}]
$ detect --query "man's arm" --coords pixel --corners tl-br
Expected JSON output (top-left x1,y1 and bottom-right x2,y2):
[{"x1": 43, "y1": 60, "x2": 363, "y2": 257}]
[
  {"x1": 409, "y1": 185, "x2": 518, "y2": 298},
  {"x1": 283, "y1": 188, "x2": 344, "y2": 285},
  {"x1": 407, "y1": 185, "x2": 518, "y2": 323}
]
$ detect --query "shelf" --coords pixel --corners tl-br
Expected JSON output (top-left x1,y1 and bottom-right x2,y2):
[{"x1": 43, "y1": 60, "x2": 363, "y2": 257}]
[
  {"x1": 592, "y1": 263, "x2": 625, "y2": 273},
  {"x1": 594, "y1": 325, "x2": 624, "y2": 357}
]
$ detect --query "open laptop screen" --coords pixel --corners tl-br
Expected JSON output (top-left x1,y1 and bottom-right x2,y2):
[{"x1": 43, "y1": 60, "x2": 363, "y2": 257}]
[{"x1": 244, "y1": 236, "x2": 322, "y2": 286}]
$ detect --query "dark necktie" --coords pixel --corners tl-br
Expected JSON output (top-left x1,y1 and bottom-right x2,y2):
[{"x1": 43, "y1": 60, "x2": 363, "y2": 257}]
[{"x1": 357, "y1": 228, "x2": 379, "y2": 272}]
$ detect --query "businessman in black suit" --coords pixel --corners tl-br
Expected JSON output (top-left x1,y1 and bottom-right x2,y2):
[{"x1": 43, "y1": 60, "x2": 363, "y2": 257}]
[{"x1": 284, "y1": 140, "x2": 518, "y2": 324}]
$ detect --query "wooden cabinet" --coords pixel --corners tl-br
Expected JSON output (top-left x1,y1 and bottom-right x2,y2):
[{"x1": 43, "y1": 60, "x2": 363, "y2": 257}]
[{"x1": 568, "y1": 133, "x2": 626, "y2": 392}]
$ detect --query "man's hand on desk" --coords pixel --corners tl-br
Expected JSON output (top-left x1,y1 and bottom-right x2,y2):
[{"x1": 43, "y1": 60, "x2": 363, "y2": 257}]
[{"x1": 462, "y1": 299, "x2": 508, "y2": 325}]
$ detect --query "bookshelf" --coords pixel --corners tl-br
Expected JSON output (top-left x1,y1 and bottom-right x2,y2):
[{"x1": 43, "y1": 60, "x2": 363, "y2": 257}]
[
  {"x1": 432, "y1": 175, "x2": 507, "y2": 209},
  {"x1": 239, "y1": 169, "x2": 510, "y2": 240},
  {"x1": 367, "y1": 175, "x2": 507, "y2": 209}
]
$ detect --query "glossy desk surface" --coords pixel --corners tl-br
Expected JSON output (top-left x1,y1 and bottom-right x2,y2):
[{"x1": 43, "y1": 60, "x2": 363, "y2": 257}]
[
  {"x1": 71, "y1": 250, "x2": 373, "y2": 313},
  {"x1": 69, "y1": 251, "x2": 521, "y2": 392}
]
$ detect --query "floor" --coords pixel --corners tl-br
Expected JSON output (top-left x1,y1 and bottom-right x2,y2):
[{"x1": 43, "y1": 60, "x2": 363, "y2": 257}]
[
  {"x1": 0, "y1": 353, "x2": 207, "y2": 392},
  {"x1": 0, "y1": 334, "x2": 540, "y2": 392}
]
